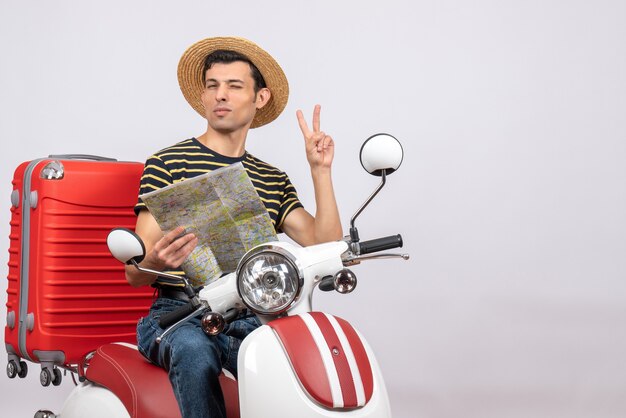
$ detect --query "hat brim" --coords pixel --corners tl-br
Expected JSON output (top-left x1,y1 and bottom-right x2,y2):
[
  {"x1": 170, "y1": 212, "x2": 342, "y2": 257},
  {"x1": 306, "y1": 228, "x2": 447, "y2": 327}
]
[{"x1": 177, "y1": 37, "x2": 289, "y2": 129}]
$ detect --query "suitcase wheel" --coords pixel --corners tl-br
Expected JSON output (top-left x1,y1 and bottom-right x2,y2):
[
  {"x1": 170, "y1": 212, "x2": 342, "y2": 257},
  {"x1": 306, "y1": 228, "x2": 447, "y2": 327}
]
[
  {"x1": 39, "y1": 366, "x2": 62, "y2": 387},
  {"x1": 18, "y1": 361, "x2": 28, "y2": 378},
  {"x1": 6, "y1": 359, "x2": 28, "y2": 379},
  {"x1": 6, "y1": 360, "x2": 17, "y2": 379},
  {"x1": 40, "y1": 368, "x2": 51, "y2": 386},
  {"x1": 52, "y1": 368, "x2": 62, "y2": 386},
  {"x1": 39, "y1": 366, "x2": 63, "y2": 387}
]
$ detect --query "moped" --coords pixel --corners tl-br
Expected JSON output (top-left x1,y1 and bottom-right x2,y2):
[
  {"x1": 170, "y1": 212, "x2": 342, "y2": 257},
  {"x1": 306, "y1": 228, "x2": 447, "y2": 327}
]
[{"x1": 36, "y1": 133, "x2": 408, "y2": 418}]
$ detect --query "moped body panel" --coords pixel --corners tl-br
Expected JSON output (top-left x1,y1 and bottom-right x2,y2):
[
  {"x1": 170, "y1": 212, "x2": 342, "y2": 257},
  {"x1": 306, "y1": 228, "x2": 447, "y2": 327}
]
[
  {"x1": 269, "y1": 312, "x2": 374, "y2": 408},
  {"x1": 60, "y1": 381, "x2": 131, "y2": 418},
  {"x1": 238, "y1": 317, "x2": 392, "y2": 418}
]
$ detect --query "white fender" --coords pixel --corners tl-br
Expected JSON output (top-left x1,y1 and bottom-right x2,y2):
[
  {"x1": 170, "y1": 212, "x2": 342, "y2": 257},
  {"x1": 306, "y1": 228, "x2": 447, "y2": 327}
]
[{"x1": 238, "y1": 323, "x2": 391, "y2": 418}]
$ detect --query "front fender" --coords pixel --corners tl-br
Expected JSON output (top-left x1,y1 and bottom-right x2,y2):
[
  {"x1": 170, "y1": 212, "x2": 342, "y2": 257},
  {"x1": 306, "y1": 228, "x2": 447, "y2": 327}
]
[{"x1": 238, "y1": 313, "x2": 391, "y2": 418}]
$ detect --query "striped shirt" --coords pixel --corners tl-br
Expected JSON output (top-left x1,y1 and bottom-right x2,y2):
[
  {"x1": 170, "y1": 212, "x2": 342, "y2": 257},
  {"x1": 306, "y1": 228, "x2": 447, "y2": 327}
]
[{"x1": 134, "y1": 137, "x2": 303, "y2": 286}]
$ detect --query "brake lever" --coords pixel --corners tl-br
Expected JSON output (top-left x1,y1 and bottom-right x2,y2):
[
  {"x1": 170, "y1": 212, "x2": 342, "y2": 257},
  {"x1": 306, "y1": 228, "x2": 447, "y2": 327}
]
[{"x1": 343, "y1": 252, "x2": 410, "y2": 266}]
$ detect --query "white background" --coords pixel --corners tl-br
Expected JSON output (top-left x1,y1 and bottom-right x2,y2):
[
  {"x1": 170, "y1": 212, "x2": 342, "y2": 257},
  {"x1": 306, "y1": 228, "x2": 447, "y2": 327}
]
[{"x1": 1, "y1": 1, "x2": 625, "y2": 417}]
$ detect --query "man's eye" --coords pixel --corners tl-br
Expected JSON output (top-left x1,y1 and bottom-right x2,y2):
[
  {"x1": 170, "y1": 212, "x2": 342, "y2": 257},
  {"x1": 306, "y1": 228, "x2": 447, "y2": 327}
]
[
  {"x1": 230, "y1": 85, "x2": 242, "y2": 89},
  {"x1": 206, "y1": 84, "x2": 217, "y2": 89}
]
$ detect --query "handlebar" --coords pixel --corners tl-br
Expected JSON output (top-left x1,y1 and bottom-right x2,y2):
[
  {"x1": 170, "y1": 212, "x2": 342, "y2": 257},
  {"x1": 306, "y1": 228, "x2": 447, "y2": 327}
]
[
  {"x1": 359, "y1": 234, "x2": 403, "y2": 255},
  {"x1": 158, "y1": 302, "x2": 200, "y2": 329}
]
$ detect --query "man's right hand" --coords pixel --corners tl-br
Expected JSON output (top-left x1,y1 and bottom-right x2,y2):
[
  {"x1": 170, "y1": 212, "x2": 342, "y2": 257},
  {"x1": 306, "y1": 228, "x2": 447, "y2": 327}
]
[
  {"x1": 145, "y1": 226, "x2": 198, "y2": 271},
  {"x1": 125, "y1": 211, "x2": 198, "y2": 287}
]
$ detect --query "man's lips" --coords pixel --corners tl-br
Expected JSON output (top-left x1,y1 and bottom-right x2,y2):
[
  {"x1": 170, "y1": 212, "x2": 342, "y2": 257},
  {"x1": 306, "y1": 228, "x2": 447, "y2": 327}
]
[{"x1": 213, "y1": 107, "x2": 231, "y2": 116}]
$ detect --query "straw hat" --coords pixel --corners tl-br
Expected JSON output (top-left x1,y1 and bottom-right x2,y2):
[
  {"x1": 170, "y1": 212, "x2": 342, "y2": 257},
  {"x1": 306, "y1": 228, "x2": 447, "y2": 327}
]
[{"x1": 177, "y1": 36, "x2": 289, "y2": 128}]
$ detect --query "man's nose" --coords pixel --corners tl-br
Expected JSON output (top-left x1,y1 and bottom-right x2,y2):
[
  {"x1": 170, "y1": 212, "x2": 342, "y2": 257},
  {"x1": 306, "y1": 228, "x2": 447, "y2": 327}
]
[{"x1": 215, "y1": 85, "x2": 228, "y2": 101}]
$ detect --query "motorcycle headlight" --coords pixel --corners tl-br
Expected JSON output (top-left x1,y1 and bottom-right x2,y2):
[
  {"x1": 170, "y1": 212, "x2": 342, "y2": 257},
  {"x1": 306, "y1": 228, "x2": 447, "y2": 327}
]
[{"x1": 236, "y1": 245, "x2": 303, "y2": 315}]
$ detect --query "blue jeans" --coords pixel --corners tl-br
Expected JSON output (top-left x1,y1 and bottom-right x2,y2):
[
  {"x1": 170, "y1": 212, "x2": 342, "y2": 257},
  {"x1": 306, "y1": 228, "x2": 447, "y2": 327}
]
[{"x1": 137, "y1": 297, "x2": 260, "y2": 418}]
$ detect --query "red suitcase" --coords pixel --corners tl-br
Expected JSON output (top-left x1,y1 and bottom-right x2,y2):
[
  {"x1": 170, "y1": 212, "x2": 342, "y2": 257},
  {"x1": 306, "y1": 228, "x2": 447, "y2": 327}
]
[{"x1": 5, "y1": 155, "x2": 153, "y2": 386}]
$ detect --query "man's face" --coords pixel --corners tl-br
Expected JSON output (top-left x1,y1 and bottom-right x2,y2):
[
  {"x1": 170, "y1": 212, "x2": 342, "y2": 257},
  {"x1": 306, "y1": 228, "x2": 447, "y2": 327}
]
[{"x1": 201, "y1": 61, "x2": 268, "y2": 133}]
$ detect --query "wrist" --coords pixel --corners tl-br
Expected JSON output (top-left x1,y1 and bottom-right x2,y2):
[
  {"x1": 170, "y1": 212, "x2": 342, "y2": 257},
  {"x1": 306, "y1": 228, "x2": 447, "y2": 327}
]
[{"x1": 310, "y1": 165, "x2": 332, "y2": 179}]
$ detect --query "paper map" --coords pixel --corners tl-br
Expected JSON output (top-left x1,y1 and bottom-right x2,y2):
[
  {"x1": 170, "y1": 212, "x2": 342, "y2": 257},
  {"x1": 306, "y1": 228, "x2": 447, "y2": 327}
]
[{"x1": 140, "y1": 162, "x2": 277, "y2": 286}]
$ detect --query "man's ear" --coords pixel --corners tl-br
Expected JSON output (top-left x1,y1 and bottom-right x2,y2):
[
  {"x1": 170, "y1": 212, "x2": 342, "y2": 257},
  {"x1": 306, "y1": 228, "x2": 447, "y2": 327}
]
[
  {"x1": 200, "y1": 90, "x2": 208, "y2": 114},
  {"x1": 255, "y1": 87, "x2": 271, "y2": 109}
]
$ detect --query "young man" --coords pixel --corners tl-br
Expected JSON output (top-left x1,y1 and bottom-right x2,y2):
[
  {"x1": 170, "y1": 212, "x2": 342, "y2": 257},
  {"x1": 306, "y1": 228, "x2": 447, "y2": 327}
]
[{"x1": 127, "y1": 37, "x2": 342, "y2": 418}]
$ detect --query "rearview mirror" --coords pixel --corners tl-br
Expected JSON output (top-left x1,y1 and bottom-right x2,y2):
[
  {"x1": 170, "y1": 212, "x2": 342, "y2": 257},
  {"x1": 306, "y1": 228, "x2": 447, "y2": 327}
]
[
  {"x1": 107, "y1": 228, "x2": 146, "y2": 265},
  {"x1": 359, "y1": 133, "x2": 403, "y2": 176},
  {"x1": 349, "y1": 133, "x2": 404, "y2": 246}
]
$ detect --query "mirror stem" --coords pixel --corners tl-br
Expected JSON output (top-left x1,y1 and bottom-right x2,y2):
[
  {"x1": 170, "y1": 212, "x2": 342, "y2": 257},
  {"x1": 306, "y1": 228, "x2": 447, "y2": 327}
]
[
  {"x1": 349, "y1": 169, "x2": 387, "y2": 243},
  {"x1": 130, "y1": 259, "x2": 192, "y2": 288}
]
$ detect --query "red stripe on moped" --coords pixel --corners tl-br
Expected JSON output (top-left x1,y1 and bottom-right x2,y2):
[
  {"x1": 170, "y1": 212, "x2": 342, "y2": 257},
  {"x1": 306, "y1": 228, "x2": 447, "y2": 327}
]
[
  {"x1": 335, "y1": 316, "x2": 374, "y2": 402},
  {"x1": 268, "y1": 315, "x2": 333, "y2": 407},
  {"x1": 269, "y1": 313, "x2": 374, "y2": 409},
  {"x1": 309, "y1": 312, "x2": 359, "y2": 407}
]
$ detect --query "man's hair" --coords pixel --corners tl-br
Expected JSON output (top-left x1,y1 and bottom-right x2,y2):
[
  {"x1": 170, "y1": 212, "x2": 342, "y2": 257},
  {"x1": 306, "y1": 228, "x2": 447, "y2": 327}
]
[{"x1": 202, "y1": 50, "x2": 267, "y2": 93}]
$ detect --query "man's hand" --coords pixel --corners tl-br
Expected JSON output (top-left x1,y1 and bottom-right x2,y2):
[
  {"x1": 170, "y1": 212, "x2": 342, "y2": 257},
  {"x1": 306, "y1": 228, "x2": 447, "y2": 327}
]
[
  {"x1": 282, "y1": 104, "x2": 342, "y2": 246},
  {"x1": 126, "y1": 211, "x2": 198, "y2": 287},
  {"x1": 145, "y1": 226, "x2": 198, "y2": 271},
  {"x1": 297, "y1": 104, "x2": 334, "y2": 170}
]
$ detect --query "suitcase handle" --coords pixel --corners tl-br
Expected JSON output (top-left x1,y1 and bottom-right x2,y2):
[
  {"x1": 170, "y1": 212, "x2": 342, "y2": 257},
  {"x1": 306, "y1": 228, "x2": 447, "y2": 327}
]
[{"x1": 47, "y1": 154, "x2": 117, "y2": 162}]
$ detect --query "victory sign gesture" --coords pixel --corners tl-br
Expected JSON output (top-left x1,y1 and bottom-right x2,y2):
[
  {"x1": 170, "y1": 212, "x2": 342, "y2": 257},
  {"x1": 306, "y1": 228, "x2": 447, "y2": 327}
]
[{"x1": 296, "y1": 104, "x2": 335, "y2": 170}]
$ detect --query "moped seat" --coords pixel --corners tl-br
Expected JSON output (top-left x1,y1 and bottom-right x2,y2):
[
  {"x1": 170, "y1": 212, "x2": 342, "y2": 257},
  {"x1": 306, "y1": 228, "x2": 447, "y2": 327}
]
[{"x1": 85, "y1": 343, "x2": 240, "y2": 418}]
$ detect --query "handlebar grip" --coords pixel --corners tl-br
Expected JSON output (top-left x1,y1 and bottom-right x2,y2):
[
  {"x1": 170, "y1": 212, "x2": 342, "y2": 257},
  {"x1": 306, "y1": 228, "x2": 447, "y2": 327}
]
[
  {"x1": 359, "y1": 234, "x2": 403, "y2": 255},
  {"x1": 158, "y1": 302, "x2": 198, "y2": 329}
]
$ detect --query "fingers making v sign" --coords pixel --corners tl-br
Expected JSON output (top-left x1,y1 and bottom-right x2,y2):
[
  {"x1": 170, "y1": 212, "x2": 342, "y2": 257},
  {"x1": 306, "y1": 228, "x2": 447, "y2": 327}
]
[{"x1": 296, "y1": 104, "x2": 335, "y2": 170}]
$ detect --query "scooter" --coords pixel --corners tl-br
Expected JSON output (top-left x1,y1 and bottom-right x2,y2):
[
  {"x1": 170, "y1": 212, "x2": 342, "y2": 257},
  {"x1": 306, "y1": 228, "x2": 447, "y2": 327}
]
[{"x1": 35, "y1": 133, "x2": 408, "y2": 418}]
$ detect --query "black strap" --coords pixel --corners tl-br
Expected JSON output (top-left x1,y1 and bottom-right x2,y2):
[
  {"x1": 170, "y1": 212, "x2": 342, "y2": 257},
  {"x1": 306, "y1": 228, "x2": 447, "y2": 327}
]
[{"x1": 157, "y1": 286, "x2": 191, "y2": 302}]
